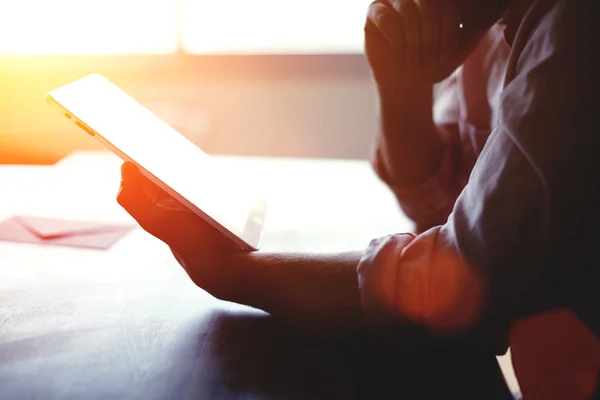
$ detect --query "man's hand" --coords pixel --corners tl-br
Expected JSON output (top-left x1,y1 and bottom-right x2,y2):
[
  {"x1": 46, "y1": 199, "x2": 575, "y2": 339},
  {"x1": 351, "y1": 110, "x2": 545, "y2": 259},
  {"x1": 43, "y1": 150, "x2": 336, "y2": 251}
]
[
  {"x1": 364, "y1": 0, "x2": 477, "y2": 88},
  {"x1": 364, "y1": 0, "x2": 493, "y2": 191},
  {"x1": 116, "y1": 162, "x2": 246, "y2": 300},
  {"x1": 116, "y1": 163, "x2": 365, "y2": 335}
]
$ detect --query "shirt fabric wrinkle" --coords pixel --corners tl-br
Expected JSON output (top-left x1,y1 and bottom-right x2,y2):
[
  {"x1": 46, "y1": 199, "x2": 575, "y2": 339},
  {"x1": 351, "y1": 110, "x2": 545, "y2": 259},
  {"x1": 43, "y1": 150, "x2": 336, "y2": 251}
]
[{"x1": 360, "y1": 1, "x2": 600, "y2": 397}]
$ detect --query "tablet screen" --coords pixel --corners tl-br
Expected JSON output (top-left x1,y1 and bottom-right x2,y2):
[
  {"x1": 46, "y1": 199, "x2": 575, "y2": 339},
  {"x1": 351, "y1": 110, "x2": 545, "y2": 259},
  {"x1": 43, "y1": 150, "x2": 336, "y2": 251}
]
[{"x1": 47, "y1": 74, "x2": 266, "y2": 250}]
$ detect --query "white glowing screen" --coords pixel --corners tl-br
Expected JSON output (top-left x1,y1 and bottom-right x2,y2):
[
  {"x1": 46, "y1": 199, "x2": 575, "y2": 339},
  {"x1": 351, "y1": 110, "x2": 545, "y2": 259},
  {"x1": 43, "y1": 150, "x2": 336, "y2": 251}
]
[{"x1": 47, "y1": 74, "x2": 266, "y2": 248}]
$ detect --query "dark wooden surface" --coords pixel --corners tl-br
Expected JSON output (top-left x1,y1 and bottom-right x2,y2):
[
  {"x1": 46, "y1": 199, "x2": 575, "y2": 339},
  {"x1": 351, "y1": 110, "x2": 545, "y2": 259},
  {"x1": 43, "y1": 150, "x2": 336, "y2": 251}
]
[
  {"x1": 0, "y1": 276, "x2": 511, "y2": 400},
  {"x1": 0, "y1": 153, "x2": 516, "y2": 399}
]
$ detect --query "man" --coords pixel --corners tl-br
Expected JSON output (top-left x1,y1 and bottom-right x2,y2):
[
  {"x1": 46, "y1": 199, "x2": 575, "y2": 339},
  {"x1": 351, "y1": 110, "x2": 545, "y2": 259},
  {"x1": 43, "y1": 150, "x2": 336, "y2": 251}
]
[{"x1": 117, "y1": 0, "x2": 600, "y2": 398}]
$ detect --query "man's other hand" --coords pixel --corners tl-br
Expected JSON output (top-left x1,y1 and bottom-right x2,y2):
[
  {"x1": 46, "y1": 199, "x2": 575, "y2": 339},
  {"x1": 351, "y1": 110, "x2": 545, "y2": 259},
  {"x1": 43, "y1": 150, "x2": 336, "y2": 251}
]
[{"x1": 364, "y1": 0, "x2": 482, "y2": 88}]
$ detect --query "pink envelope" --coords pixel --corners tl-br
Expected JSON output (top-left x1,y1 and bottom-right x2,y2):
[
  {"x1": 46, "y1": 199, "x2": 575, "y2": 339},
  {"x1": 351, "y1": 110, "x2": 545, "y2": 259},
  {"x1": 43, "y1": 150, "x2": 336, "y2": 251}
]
[{"x1": 0, "y1": 215, "x2": 135, "y2": 250}]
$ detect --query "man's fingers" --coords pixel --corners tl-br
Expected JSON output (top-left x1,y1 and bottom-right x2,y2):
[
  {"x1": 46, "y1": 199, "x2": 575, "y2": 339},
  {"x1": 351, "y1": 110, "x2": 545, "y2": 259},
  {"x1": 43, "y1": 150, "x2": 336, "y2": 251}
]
[
  {"x1": 119, "y1": 162, "x2": 180, "y2": 207},
  {"x1": 118, "y1": 180, "x2": 198, "y2": 246},
  {"x1": 118, "y1": 162, "x2": 212, "y2": 250},
  {"x1": 416, "y1": 0, "x2": 442, "y2": 69},
  {"x1": 118, "y1": 162, "x2": 174, "y2": 233},
  {"x1": 117, "y1": 163, "x2": 143, "y2": 211},
  {"x1": 365, "y1": 1, "x2": 405, "y2": 55},
  {"x1": 385, "y1": 0, "x2": 420, "y2": 67},
  {"x1": 117, "y1": 175, "x2": 158, "y2": 230},
  {"x1": 120, "y1": 162, "x2": 139, "y2": 181},
  {"x1": 440, "y1": 1, "x2": 460, "y2": 69}
]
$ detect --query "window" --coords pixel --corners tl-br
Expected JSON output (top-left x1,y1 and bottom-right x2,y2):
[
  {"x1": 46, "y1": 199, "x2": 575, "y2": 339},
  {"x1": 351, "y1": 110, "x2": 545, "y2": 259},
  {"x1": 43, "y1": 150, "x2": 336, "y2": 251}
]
[
  {"x1": 0, "y1": 0, "x2": 178, "y2": 54},
  {"x1": 181, "y1": 0, "x2": 371, "y2": 54},
  {"x1": 0, "y1": 0, "x2": 370, "y2": 55}
]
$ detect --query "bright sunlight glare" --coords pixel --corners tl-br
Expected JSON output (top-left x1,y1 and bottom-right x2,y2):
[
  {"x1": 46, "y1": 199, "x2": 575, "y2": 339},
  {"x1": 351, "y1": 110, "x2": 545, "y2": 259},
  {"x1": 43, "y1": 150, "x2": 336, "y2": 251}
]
[
  {"x1": 0, "y1": 0, "x2": 178, "y2": 54},
  {"x1": 181, "y1": 0, "x2": 372, "y2": 54},
  {"x1": 0, "y1": 0, "x2": 371, "y2": 55}
]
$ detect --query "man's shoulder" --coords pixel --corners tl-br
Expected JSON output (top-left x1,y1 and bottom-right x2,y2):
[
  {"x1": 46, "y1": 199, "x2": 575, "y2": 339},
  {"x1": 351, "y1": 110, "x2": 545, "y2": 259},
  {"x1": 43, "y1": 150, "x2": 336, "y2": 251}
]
[
  {"x1": 499, "y1": 0, "x2": 599, "y2": 144},
  {"x1": 513, "y1": 0, "x2": 598, "y2": 72}
]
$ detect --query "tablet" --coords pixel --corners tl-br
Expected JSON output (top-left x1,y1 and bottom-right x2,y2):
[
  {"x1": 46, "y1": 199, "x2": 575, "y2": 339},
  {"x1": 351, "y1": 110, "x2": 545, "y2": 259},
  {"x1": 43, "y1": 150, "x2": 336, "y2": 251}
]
[{"x1": 46, "y1": 74, "x2": 267, "y2": 251}]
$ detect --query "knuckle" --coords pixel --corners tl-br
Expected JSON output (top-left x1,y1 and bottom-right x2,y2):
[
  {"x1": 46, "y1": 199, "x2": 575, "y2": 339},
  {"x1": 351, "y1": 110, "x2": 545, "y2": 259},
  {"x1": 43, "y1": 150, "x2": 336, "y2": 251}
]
[
  {"x1": 398, "y1": 0, "x2": 418, "y2": 15},
  {"x1": 365, "y1": 234, "x2": 395, "y2": 257},
  {"x1": 367, "y1": 236, "x2": 385, "y2": 251},
  {"x1": 367, "y1": 2, "x2": 392, "y2": 26},
  {"x1": 375, "y1": 234, "x2": 414, "y2": 256},
  {"x1": 387, "y1": 0, "x2": 405, "y2": 14},
  {"x1": 366, "y1": 1, "x2": 386, "y2": 20},
  {"x1": 392, "y1": 232, "x2": 417, "y2": 246},
  {"x1": 365, "y1": 2, "x2": 388, "y2": 33},
  {"x1": 382, "y1": 233, "x2": 403, "y2": 248}
]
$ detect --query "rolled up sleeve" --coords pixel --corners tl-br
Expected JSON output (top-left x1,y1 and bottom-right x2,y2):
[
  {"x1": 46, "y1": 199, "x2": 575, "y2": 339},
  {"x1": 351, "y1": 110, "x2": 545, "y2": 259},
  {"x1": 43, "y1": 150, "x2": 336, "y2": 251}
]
[
  {"x1": 362, "y1": 124, "x2": 551, "y2": 353},
  {"x1": 359, "y1": 1, "x2": 600, "y2": 352}
]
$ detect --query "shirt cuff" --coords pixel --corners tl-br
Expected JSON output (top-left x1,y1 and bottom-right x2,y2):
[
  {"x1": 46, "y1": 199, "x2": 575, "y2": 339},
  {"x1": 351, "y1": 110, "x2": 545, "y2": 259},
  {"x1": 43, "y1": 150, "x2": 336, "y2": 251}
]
[
  {"x1": 357, "y1": 227, "x2": 484, "y2": 333},
  {"x1": 357, "y1": 234, "x2": 416, "y2": 332}
]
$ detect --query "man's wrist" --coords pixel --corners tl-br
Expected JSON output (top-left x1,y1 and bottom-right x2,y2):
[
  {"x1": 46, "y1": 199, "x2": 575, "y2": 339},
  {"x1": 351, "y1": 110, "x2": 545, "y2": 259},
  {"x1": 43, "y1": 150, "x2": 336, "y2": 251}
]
[
  {"x1": 376, "y1": 81, "x2": 434, "y2": 103},
  {"x1": 376, "y1": 81, "x2": 436, "y2": 131},
  {"x1": 221, "y1": 251, "x2": 256, "y2": 304},
  {"x1": 372, "y1": 77, "x2": 441, "y2": 188}
]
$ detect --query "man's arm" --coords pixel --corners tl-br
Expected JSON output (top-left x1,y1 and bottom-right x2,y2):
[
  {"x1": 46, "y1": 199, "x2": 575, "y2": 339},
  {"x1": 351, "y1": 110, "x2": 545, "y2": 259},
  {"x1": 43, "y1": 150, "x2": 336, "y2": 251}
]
[
  {"x1": 216, "y1": 240, "x2": 416, "y2": 347},
  {"x1": 357, "y1": 0, "x2": 600, "y2": 353},
  {"x1": 117, "y1": 164, "x2": 369, "y2": 337},
  {"x1": 364, "y1": 2, "x2": 507, "y2": 232},
  {"x1": 364, "y1": 1, "x2": 460, "y2": 232},
  {"x1": 224, "y1": 252, "x2": 364, "y2": 335},
  {"x1": 375, "y1": 84, "x2": 445, "y2": 189},
  {"x1": 373, "y1": 24, "x2": 514, "y2": 233},
  {"x1": 372, "y1": 82, "x2": 459, "y2": 233},
  {"x1": 226, "y1": 2, "x2": 600, "y2": 349}
]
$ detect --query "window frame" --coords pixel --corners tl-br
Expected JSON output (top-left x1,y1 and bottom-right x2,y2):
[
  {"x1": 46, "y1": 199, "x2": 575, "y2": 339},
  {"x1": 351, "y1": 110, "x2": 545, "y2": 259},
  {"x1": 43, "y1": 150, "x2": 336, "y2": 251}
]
[{"x1": 0, "y1": 53, "x2": 370, "y2": 80}]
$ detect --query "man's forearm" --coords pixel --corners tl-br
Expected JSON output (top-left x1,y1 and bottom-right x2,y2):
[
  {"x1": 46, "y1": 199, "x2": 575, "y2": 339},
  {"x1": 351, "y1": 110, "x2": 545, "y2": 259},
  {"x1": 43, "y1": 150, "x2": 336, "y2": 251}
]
[
  {"x1": 376, "y1": 84, "x2": 445, "y2": 188},
  {"x1": 227, "y1": 251, "x2": 365, "y2": 335}
]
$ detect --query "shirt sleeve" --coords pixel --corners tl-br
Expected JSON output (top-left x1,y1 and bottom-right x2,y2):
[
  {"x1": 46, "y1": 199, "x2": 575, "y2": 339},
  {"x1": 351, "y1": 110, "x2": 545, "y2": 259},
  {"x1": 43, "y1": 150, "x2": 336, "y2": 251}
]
[
  {"x1": 359, "y1": 0, "x2": 600, "y2": 353},
  {"x1": 372, "y1": 26, "x2": 510, "y2": 233}
]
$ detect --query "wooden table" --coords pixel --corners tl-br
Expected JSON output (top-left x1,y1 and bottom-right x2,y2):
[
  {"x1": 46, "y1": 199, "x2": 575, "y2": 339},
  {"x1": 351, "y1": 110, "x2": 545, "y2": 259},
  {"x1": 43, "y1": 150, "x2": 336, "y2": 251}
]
[{"x1": 0, "y1": 151, "x2": 519, "y2": 399}]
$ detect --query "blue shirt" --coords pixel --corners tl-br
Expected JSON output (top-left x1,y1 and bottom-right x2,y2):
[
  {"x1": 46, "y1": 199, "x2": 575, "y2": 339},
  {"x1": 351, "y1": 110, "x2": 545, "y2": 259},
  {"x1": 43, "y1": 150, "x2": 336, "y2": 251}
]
[{"x1": 360, "y1": 0, "x2": 600, "y2": 397}]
